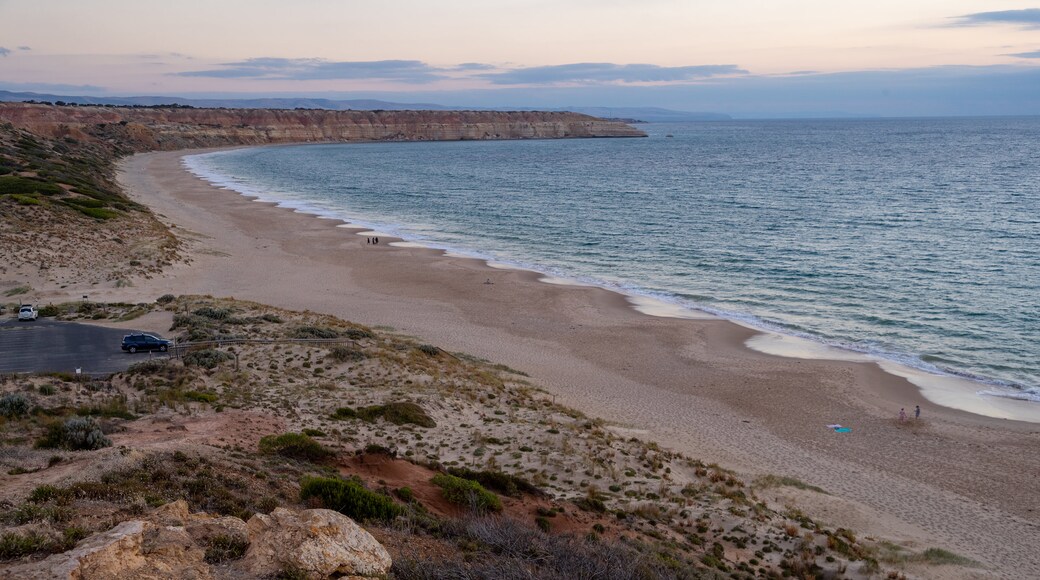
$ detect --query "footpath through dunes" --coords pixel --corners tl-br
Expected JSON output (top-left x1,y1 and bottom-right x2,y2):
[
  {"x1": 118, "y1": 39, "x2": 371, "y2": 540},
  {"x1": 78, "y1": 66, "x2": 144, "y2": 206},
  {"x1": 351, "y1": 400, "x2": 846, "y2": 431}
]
[
  {"x1": 108, "y1": 150, "x2": 1040, "y2": 579},
  {"x1": 0, "y1": 102, "x2": 646, "y2": 151}
]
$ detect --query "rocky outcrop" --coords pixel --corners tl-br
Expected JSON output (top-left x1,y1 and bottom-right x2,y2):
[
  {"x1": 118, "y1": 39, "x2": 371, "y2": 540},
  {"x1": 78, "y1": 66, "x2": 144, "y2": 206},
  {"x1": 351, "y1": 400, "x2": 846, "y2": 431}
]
[
  {"x1": 3, "y1": 520, "x2": 211, "y2": 580},
  {"x1": 242, "y1": 508, "x2": 392, "y2": 578},
  {"x1": 4, "y1": 502, "x2": 390, "y2": 580},
  {"x1": 0, "y1": 103, "x2": 646, "y2": 152}
]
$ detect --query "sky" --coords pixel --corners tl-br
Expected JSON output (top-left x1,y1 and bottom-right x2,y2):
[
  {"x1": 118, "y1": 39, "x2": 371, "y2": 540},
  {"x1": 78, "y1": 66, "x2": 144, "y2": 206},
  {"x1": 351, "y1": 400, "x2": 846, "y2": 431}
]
[{"x1": 1, "y1": 0, "x2": 1039, "y2": 116}]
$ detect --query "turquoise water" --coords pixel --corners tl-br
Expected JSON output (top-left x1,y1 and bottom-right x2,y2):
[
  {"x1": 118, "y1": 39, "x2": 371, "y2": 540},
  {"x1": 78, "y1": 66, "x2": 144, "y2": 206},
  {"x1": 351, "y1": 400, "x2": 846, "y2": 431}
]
[{"x1": 184, "y1": 118, "x2": 1040, "y2": 403}]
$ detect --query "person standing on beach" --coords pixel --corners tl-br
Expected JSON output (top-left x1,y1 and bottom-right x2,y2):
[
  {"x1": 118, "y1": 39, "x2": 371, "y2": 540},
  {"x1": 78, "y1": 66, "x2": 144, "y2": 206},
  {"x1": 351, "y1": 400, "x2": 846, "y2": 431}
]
[
  {"x1": 899, "y1": 408, "x2": 906, "y2": 422},
  {"x1": 915, "y1": 405, "x2": 921, "y2": 420}
]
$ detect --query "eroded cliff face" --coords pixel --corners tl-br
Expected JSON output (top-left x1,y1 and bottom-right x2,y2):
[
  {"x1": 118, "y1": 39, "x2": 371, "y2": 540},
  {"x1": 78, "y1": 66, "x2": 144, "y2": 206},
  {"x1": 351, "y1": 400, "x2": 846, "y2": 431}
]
[{"x1": 0, "y1": 103, "x2": 645, "y2": 152}]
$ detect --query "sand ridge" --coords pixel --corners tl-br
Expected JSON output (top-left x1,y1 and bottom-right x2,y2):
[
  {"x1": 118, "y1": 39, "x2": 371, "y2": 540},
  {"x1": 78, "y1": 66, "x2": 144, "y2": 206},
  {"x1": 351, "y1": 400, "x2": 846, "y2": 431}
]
[{"x1": 84, "y1": 149, "x2": 1040, "y2": 577}]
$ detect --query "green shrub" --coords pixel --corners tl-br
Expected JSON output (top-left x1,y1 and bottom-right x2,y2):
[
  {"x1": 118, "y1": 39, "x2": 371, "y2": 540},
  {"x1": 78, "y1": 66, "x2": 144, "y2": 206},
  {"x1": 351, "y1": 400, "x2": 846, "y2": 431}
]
[
  {"x1": 258, "y1": 433, "x2": 332, "y2": 462},
  {"x1": 182, "y1": 391, "x2": 218, "y2": 404},
  {"x1": 362, "y1": 443, "x2": 396, "y2": 457},
  {"x1": 299, "y1": 476, "x2": 403, "y2": 522},
  {"x1": 74, "y1": 206, "x2": 120, "y2": 220},
  {"x1": 0, "y1": 393, "x2": 30, "y2": 418},
  {"x1": 301, "y1": 428, "x2": 325, "y2": 437},
  {"x1": 36, "y1": 304, "x2": 61, "y2": 317},
  {"x1": 156, "y1": 294, "x2": 176, "y2": 305},
  {"x1": 0, "y1": 531, "x2": 48, "y2": 560},
  {"x1": 9, "y1": 194, "x2": 40, "y2": 205},
  {"x1": 536, "y1": 515, "x2": 552, "y2": 532},
  {"x1": 343, "y1": 328, "x2": 374, "y2": 340},
  {"x1": 446, "y1": 467, "x2": 542, "y2": 498},
  {"x1": 394, "y1": 487, "x2": 415, "y2": 503},
  {"x1": 292, "y1": 326, "x2": 340, "y2": 339},
  {"x1": 357, "y1": 402, "x2": 436, "y2": 428},
  {"x1": 36, "y1": 417, "x2": 111, "y2": 451},
  {"x1": 193, "y1": 306, "x2": 231, "y2": 320},
  {"x1": 431, "y1": 473, "x2": 502, "y2": 513},
  {"x1": 330, "y1": 407, "x2": 356, "y2": 420},
  {"x1": 183, "y1": 349, "x2": 231, "y2": 369},
  {"x1": 0, "y1": 176, "x2": 64, "y2": 196}
]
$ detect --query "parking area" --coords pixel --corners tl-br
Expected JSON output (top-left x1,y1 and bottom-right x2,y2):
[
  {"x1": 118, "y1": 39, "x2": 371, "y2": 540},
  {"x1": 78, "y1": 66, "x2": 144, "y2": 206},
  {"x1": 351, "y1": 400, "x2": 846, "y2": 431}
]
[{"x1": 0, "y1": 318, "x2": 167, "y2": 375}]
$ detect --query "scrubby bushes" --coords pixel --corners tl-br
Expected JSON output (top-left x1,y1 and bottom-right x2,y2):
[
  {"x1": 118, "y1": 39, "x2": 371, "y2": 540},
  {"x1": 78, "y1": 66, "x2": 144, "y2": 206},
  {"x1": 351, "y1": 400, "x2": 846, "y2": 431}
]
[
  {"x1": 446, "y1": 467, "x2": 542, "y2": 498},
  {"x1": 431, "y1": 473, "x2": 502, "y2": 513},
  {"x1": 357, "y1": 402, "x2": 436, "y2": 428},
  {"x1": 156, "y1": 294, "x2": 176, "y2": 305},
  {"x1": 330, "y1": 407, "x2": 357, "y2": 420},
  {"x1": 183, "y1": 349, "x2": 231, "y2": 369},
  {"x1": 36, "y1": 417, "x2": 111, "y2": 451},
  {"x1": 327, "y1": 345, "x2": 365, "y2": 363},
  {"x1": 258, "y1": 433, "x2": 332, "y2": 462},
  {"x1": 292, "y1": 326, "x2": 340, "y2": 339},
  {"x1": 0, "y1": 393, "x2": 30, "y2": 418},
  {"x1": 417, "y1": 344, "x2": 440, "y2": 357},
  {"x1": 299, "y1": 476, "x2": 403, "y2": 522},
  {"x1": 193, "y1": 306, "x2": 231, "y2": 320}
]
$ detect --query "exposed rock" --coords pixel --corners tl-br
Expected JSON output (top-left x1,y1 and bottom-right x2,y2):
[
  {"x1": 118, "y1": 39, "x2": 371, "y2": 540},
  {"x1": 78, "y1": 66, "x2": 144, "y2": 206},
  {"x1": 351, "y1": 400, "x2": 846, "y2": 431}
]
[
  {"x1": 0, "y1": 103, "x2": 646, "y2": 153},
  {"x1": 242, "y1": 508, "x2": 392, "y2": 579},
  {"x1": 3, "y1": 520, "x2": 210, "y2": 580},
  {"x1": 152, "y1": 500, "x2": 248, "y2": 546}
]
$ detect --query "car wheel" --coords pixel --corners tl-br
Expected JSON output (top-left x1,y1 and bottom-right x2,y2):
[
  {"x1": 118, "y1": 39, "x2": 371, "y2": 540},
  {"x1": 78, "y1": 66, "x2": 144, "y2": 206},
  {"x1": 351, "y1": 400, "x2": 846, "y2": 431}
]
[
  {"x1": 160, "y1": 345, "x2": 168, "y2": 352},
  {"x1": 128, "y1": 346, "x2": 137, "y2": 353}
]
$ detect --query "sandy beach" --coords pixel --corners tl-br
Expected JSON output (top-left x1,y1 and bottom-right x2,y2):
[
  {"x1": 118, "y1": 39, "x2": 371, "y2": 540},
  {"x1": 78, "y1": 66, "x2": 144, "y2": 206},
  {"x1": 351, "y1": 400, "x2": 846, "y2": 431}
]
[{"x1": 88, "y1": 149, "x2": 1040, "y2": 577}]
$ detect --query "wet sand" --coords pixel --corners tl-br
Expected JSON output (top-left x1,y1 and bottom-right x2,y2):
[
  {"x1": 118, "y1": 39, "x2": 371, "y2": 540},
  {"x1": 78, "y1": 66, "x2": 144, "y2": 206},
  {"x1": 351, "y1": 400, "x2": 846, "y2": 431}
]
[{"x1": 103, "y1": 149, "x2": 1038, "y2": 577}]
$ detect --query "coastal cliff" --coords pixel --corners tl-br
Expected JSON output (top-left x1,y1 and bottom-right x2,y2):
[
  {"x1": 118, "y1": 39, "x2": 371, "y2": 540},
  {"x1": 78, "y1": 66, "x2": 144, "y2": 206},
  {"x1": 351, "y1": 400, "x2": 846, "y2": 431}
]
[{"x1": 0, "y1": 103, "x2": 645, "y2": 152}]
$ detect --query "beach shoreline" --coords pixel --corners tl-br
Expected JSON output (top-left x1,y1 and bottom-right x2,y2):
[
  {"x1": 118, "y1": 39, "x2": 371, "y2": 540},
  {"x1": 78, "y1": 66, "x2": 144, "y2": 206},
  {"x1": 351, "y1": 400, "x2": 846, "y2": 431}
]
[{"x1": 87, "y1": 148, "x2": 1040, "y2": 576}]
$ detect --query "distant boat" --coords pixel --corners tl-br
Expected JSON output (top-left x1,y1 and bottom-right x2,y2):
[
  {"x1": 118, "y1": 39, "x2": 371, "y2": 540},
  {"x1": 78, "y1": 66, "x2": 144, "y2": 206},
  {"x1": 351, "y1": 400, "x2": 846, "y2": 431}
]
[{"x1": 665, "y1": 134, "x2": 674, "y2": 138}]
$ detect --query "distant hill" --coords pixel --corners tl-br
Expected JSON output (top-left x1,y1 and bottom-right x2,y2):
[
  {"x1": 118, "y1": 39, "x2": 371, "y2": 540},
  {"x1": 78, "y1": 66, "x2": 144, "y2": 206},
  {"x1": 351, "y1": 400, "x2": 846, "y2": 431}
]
[
  {"x1": 557, "y1": 107, "x2": 731, "y2": 122},
  {"x1": 0, "y1": 91, "x2": 728, "y2": 121}
]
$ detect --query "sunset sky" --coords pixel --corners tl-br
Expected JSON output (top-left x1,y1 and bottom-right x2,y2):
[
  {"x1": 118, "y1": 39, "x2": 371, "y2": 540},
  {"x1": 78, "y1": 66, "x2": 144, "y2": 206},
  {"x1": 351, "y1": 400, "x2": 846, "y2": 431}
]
[{"x1": 1, "y1": 0, "x2": 1038, "y2": 116}]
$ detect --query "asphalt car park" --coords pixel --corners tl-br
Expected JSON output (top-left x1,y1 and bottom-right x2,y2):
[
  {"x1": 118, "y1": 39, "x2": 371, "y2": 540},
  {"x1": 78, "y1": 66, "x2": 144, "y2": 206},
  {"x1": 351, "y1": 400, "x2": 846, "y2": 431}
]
[{"x1": 0, "y1": 318, "x2": 168, "y2": 375}]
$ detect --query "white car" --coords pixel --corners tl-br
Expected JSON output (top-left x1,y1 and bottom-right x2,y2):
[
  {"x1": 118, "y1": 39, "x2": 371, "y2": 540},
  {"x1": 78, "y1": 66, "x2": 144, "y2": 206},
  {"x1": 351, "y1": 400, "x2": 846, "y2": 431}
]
[{"x1": 17, "y1": 305, "x2": 38, "y2": 321}]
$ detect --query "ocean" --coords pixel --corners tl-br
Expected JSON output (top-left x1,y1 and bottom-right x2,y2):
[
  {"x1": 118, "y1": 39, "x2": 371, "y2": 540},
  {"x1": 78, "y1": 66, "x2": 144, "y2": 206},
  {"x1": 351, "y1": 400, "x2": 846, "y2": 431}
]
[{"x1": 184, "y1": 118, "x2": 1040, "y2": 405}]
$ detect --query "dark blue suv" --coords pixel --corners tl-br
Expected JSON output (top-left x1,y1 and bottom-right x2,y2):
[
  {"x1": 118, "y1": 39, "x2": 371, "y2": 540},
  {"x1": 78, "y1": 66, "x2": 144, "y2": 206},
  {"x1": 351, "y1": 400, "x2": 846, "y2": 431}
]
[{"x1": 121, "y1": 333, "x2": 172, "y2": 353}]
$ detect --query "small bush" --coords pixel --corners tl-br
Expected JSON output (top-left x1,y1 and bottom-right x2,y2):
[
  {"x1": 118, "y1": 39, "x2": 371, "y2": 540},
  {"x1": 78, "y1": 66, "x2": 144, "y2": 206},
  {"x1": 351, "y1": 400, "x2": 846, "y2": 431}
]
[
  {"x1": 431, "y1": 473, "x2": 502, "y2": 513},
  {"x1": 357, "y1": 402, "x2": 436, "y2": 428},
  {"x1": 446, "y1": 467, "x2": 542, "y2": 498},
  {"x1": 395, "y1": 487, "x2": 415, "y2": 503},
  {"x1": 37, "y1": 304, "x2": 61, "y2": 317},
  {"x1": 74, "y1": 206, "x2": 120, "y2": 220},
  {"x1": 204, "y1": 535, "x2": 249, "y2": 564},
  {"x1": 299, "y1": 477, "x2": 403, "y2": 522},
  {"x1": 292, "y1": 326, "x2": 340, "y2": 339},
  {"x1": 362, "y1": 443, "x2": 396, "y2": 457},
  {"x1": 183, "y1": 349, "x2": 231, "y2": 369},
  {"x1": 302, "y1": 428, "x2": 325, "y2": 437},
  {"x1": 258, "y1": 433, "x2": 332, "y2": 462},
  {"x1": 36, "y1": 417, "x2": 112, "y2": 451},
  {"x1": 417, "y1": 344, "x2": 440, "y2": 357},
  {"x1": 182, "y1": 391, "x2": 218, "y2": 404},
  {"x1": 327, "y1": 345, "x2": 365, "y2": 363},
  {"x1": 343, "y1": 328, "x2": 374, "y2": 340},
  {"x1": 193, "y1": 306, "x2": 231, "y2": 320},
  {"x1": 126, "y1": 359, "x2": 170, "y2": 375},
  {"x1": 0, "y1": 176, "x2": 64, "y2": 196},
  {"x1": 156, "y1": 294, "x2": 176, "y2": 305},
  {"x1": 0, "y1": 393, "x2": 30, "y2": 418},
  {"x1": 0, "y1": 531, "x2": 48, "y2": 560},
  {"x1": 535, "y1": 515, "x2": 552, "y2": 532},
  {"x1": 330, "y1": 407, "x2": 356, "y2": 420}
]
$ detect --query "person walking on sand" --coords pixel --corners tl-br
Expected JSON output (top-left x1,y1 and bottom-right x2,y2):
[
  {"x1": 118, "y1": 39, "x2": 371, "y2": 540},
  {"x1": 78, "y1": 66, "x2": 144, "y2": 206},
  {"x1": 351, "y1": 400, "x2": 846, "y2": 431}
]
[
  {"x1": 899, "y1": 408, "x2": 907, "y2": 422},
  {"x1": 915, "y1": 405, "x2": 920, "y2": 420}
]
